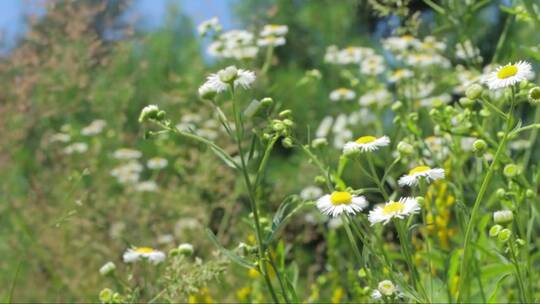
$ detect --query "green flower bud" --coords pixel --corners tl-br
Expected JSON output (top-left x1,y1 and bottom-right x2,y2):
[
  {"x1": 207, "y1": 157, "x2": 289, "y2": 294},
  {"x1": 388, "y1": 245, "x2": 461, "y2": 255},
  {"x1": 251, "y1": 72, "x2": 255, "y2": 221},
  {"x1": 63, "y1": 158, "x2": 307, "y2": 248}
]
[
  {"x1": 408, "y1": 113, "x2": 419, "y2": 121},
  {"x1": 416, "y1": 196, "x2": 425, "y2": 206},
  {"x1": 99, "y1": 262, "x2": 116, "y2": 276},
  {"x1": 493, "y1": 210, "x2": 513, "y2": 225},
  {"x1": 459, "y1": 97, "x2": 475, "y2": 107},
  {"x1": 282, "y1": 119, "x2": 294, "y2": 127},
  {"x1": 397, "y1": 141, "x2": 414, "y2": 155},
  {"x1": 489, "y1": 224, "x2": 502, "y2": 238},
  {"x1": 391, "y1": 101, "x2": 403, "y2": 112},
  {"x1": 526, "y1": 189, "x2": 535, "y2": 199},
  {"x1": 528, "y1": 87, "x2": 540, "y2": 105},
  {"x1": 272, "y1": 120, "x2": 285, "y2": 131},
  {"x1": 358, "y1": 268, "x2": 368, "y2": 278},
  {"x1": 111, "y1": 293, "x2": 122, "y2": 303},
  {"x1": 156, "y1": 111, "x2": 166, "y2": 120},
  {"x1": 497, "y1": 228, "x2": 512, "y2": 243},
  {"x1": 472, "y1": 139, "x2": 487, "y2": 153},
  {"x1": 99, "y1": 288, "x2": 113, "y2": 303},
  {"x1": 466, "y1": 83, "x2": 483, "y2": 100},
  {"x1": 282, "y1": 137, "x2": 293, "y2": 148},
  {"x1": 279, "y1": 109, "x2": 292, "y2": 117},
  {"x1": 260, "y1": 97, "x2": 274, "y2": 107},
  {"x1": 168, "y1": 248, "x2": 181, "y2": 257},
  {"x1": 516, "y1": 238, "x2": 526, "y2": 247},
  {"x1": 314, "y1": 175, "x2": 326, "y2": 185},
  {"x1": 496, "y1": 188, "x2": 506, "y2": 199},
  {"x1": 479, "y1": 109, "x2": 490, "y2": 117},
  {"x1": 503, "y1": 163, "x2": 520, "y2": 178},
  {"x1": 178, "y1": 243, "x2": 194, "y2": 256},
  {"x1": 138, "y1": 105, "x2": 160, "y2": 123},
  {"x1": 311, "y1": 138, "x2": 328, "y2": 148}
]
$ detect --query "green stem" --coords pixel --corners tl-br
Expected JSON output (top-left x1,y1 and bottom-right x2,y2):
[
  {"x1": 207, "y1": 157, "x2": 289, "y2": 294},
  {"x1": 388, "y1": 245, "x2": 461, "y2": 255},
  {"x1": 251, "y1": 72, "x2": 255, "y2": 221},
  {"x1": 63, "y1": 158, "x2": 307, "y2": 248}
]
[
  {"x1": 458, "y1": 88, "x2": 516, "y2": 302},
  {"x1": 261, "y1": 46, "x2": 275, "y2": 75},
  {"x1": 342, "y1": 215, "x2": 364, "y2": 265},
  {"x1": 367, "y1": 154, "x2": 389, "y2": 200}
]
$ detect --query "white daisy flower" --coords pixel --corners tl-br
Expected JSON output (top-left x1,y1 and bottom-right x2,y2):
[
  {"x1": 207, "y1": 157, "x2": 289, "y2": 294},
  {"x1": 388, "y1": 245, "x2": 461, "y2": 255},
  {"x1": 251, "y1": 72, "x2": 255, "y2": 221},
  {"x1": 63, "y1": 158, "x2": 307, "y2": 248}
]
[
  {"x1": 371, "y1": 289, "x2": 382, "y2": 300},
  {"x1": 113, "y1": 148, "x2": 142, "y2": 160},
  {"x1": 316, "y1": 116, "x2": 333, "y2": 138},
  {"x1": 382, "y1": 35, "x2": 421, "y2": 52},
  {"x1": 388, "y1": 68, "x2": 413, "y2": 83},
  {"x1": 484, "y1": 61, "x2": 534, "y2": 90},
  {"x1": 398, "y1": 165, "x2": 445, "y2": 187},
  {"x1": 123, "y1": 247, "x2": 165, "y2": 265},
  {"x1": 316, "y1": 191, "x2": 368, "y2": 217},
  {"x1": 257, "y1": 35, "x2": 286, "y2": 47},
  {"x1": 135, "y1": 180, "x2": 158, "y2": 192},
  {"x1": 329, "y1": 88, "x2": 356, "y2": 101},
  {"x1": 360, "y1": 54, "x2": 385, "y2": 75},
  {"x1": 260, "y1": 24, "x2": 288, "y2": 37},
  {"x1": 197, "y1": 17, "x2": 221, "y2": 36},
  {"x1": 147, "y1": 157, "x2": 168, "y2": 170},
  {"x1": 202, "y1": 66, "x2": 256, "y2": 93},
  {"x1": 49, "y1": 133, "x2": 71, "y2": 143},
  {"x1": 343, "y1": 135, "x2": 390, "y2": 154},
  {"x1": 300, "y1": 186, "x2": 323, "y2": 201},
  {"x1": 368, "y1": 197, "x2": 421, "y2": 225},
  {"x1": 359, "y1": 88, "x2": 392, "y2": 107},
  {"x1": 378, "y1": 280, "x2": 397, "y2": 296},
  {"x1": 81, "y1": 119, "x2": 107, "y2": 136},
  {"x1": 63, "y1": 142, "x2": 88, "y2": 154}
]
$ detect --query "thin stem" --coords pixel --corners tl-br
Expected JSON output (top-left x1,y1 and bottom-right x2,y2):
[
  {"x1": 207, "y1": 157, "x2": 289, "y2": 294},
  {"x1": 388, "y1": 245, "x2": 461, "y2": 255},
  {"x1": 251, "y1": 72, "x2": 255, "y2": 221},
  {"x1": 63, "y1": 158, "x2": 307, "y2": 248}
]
[
  {"x1": 367, "y1": 154, "x2": 389, "y2": 200},
  {"x1": 342, "y1": 215, "x2": 364, "y2": 264},
  {"x1": 458, "y1": 87, "x2": 516, "y2": 302}
]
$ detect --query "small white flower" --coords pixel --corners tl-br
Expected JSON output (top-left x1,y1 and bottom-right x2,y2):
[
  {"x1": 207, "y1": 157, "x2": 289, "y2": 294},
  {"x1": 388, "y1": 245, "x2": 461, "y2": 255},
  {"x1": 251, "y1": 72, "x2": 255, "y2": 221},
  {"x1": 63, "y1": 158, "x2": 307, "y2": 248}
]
[
  {"x1": 203, "y1": 66, "x2": 256, "y2": 93},
  {"x1": 484, "y1": 61, "x2": 534, "y2": 90},
  {"x1": 113, "y1": 148, "x2": 142, "y2": 160},
  {"x1": 359, "y1": 88, "x2": 392, "y2": 107},
  {"x1": 329, "y1": 88, "x2": 356, "y2": 101},
  {"x1": 343, "y1": 135, "x2": 390, "y2": 154},
  {"x1": 177, "y1": 243, "x2": 194, "y2": 255},
  {"x1": 382, "y1": 35, "x2": 421, "y2": 52},
  {"x1": 147, "y1": 157, "x2": 168, "y2": 170},
  {"x1": 316, "y1": 116, "x2": 333, "y2": 138},
  {"x1": 388, "y1": 69, "x2": 413, "y2": 83},
  {"x1": 135, "y1": 180, "x2": 158, "y2": 192},
  {"x1": 456, "y1": 40, "x2": 481, "y2": 61},
  {"x1": 81, "y1": 119, "x2": 107, "y2": 136},
  {"x1": 138, "y1": 105, "x2": 160, "y2": 122},
  {"x1": 197, "y1": 17, "x2": 221, "y2": 36},
  {"x1": 64, "y1": 142, "x2": 88, "y2": 154},
  {"x1": 123, "y1": 247, "x2": 165, "y2": 265},
  {"x1": 257, "y1": 35, "x2": 286, "y2": 47},
  {"x1": 49, "y1": 133, "x2": 71, "y2": 143},
  {"x1": 360, "y1": 54, "x2": 385, "y2": 75},
  {"x1": 260, "y1": 24, "x2": 288, "y2": 37},
  {"x1": 493, "y1": 210, "x2": 513, "y2": 225},
  {"x1": 316, "y1": 191, "x2": 368, "y2": 217},
  {"x1": 378, "y1": 280, "x2": 396, "y2": 296},
  {"x1": 398, "y1": 165, "x2": 445, "y2": 187},
  {"x1": 371, "y1": 289, "x2": 382, "y2": 300},
  {"x1": 368, "y1": 197, "x2": 421, "y2": 225},
  {"x1": 300, "y1": 186, "x2": 323, "y2": 201}
]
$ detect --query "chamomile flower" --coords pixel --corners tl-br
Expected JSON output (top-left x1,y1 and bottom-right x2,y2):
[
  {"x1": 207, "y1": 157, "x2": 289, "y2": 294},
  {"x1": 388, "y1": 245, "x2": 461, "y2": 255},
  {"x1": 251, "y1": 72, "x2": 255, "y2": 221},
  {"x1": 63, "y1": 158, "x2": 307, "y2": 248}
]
[
  {"x1": 197, "y1": 17, "x2": 221, "y2": 36},
  {"x1": 359, "y1": 88, "x2": 392, "y2": 107},
  {"x1": 388, "y1": 68, "x2": 413, "y2": 83},
  {"x1": 63, "y1": 142, "x2": 88, "y2": 155},
  {"x1": 484, "y1": 61, "x2": 534, "y2": 90},
  {"x1": 147, "y1": 157, "x2": 168, "y2": 170},
  {"x1": 260, "y1": 24, "x2": 288, "y2": 37},
  {"x1": 135, "y1": 180, "x2": 159, "y2": 192},
  {"x1": 123, "y1": 247, "x2": 166, "y2": 265},
  {"x1": 113, "y1": 148, "x2": 142, "y2": 160},
  {"x1": 316, "y1": 191, "x2": 368, "y2": 217},
  {"x1": 343, "y1": 135, "x2": 390, "y2": 154},
  {"x1": 398, "y1": 165, "x2": 445, "y2": 187},
  {"x1": 368, "y1": 197, "x2": 421, "y2": 225},
  {"x1": 360, "y1": 54, "x2": 385, "y2": 75},
  {"x1": 378, "y1": 280, "x2": 397, "y2": 296},
  {"x1": 257, "y1": 35, "x2": 286, "y2": 47},
  {"x1": 329, "y1": 88, "x2": 356, "y2": 101},
  {"x1": 81, "y1": 119, "x2": 106, "y2": 136},
  {"x1": 202, "y1": 66, "x2": 256, "y2": 93}
]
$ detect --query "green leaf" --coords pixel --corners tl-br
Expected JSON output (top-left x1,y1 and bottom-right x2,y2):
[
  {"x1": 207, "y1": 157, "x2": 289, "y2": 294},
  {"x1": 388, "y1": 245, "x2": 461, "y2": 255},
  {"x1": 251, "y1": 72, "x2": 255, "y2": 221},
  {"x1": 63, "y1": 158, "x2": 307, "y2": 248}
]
[{"x1": 206, "y1": 228, "x2": 254, "y2": 269}]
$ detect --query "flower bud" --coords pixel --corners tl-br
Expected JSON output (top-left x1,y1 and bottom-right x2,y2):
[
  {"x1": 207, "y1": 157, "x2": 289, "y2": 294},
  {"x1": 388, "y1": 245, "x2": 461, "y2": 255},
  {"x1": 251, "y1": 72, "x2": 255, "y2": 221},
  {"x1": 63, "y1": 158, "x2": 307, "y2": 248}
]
[
  {"x1": 260, "y1": 97, "x2": 274, "y2": 107},
  {"x1": 496, "y1": 188, "x2": 506, "y2": 199},
  {"x1": 516, "y1": 238, "x2": 526, "y2": 247},
  {"x1": 311, "y1": 138, "x2": 328, "y2": 148},
  {"x1": 465, "y1": 84, "x2": 483, "y2": 100},
  {"x1": 282, "y1": 137, "x2": 293, "y2": 148},
  {"x1": 528, "y1": 87, "x2": 540, "y2": 105},
  {"x1": 358, "y1": 268, "x2": 367, "y2": 278},
  {"x1": 397, "y1": 141, "x2": 414, "y2": 156},
  {"x1": 279, "y1": 109, "x2": 292, "y2": 118},
  {"x1": 408, "y1": 113, "x2": 418, "y2": 121},
  {"x1": 99, "y1": 288, "x2": 113, "y2": 303},
  {"x1": 459, "y1": 97, "x2": 475, "y2": 107},
  {"x1": 282, "y1": 119, "x2": 294, "y2": 127},
  {"x1": 178, "y1": 243, "x2": 194, "y2": 256},
  {"x1": 493, "y1": 210, "x2": 513, "y2": 225},
  {"x1": 218, "y1": 66, "x2": 238, "y2": 83},
  {"x1": 198, "y1": 83, "x2": 217, "y2": 100},
  {"x1": 138, "y1": 105, "x2": 160, "y2": 123},
  {"x1": 391, "y1": 101, "x2": 403, "y2": 112},
  {"x1": 99, "y1": 262, "x2": 116, "y2": 276},
  {"x1": 489, "y1": 224, "x2": 502, "y2": 237},
  {"x1": 526, "y1": 189, "x2": 535, "y2": 198},
  {"x1": 314, "y1": 175, "x2": 326, "y2": 185},
  {"x1": 472, "y1": 139, "x2": 487, "y2": 153},
  {"x1": 503, "y1": 163, "x2": 520, "y2": 178},
  {"x1": 377, "y1": 280, "x2": 396, "y2": 296},
  {"x1": 497, "y1": 228, "x2": 512, "y2": 242}
]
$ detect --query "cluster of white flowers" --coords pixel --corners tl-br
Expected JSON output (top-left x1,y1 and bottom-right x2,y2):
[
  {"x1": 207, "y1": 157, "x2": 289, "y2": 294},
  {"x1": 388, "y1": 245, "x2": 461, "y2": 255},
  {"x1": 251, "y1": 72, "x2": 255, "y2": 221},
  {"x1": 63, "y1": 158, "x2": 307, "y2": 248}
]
[
  {"x1": 64, "y1": 142, "x2": 88, "y2": 155},
  {"x1": 208, "y1": 29, "x2": 258, "y2": 60},
  {"x1": 110, "y1": 149, "x2": 167, "y2": 192},
  {"x1": 324, "y1": 45, "x2": 375, "y2": 65},
  {"x1": 50, "y1": 119, "x2": 107, "y2": 155},
  {"x1": 81, "y1": 119, "x2": 107, "y2": 136},
  {"x1": 258, "y1": 24, "x2": 288, "y2": 47},
  {"x1": 197, "y1": 17, "x2": 222, "y2": 36},
  {"x1": 315, "y1": 111, "x2": 376, "y2": 149}
]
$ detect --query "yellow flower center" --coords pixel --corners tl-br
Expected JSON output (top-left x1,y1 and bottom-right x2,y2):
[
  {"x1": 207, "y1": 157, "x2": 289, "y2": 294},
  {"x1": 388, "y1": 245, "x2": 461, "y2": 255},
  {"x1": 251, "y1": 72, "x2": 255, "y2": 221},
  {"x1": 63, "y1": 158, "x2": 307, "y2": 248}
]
[
  {"x1": 337, "y1": 88, "x2": 349, "y2": 94},
  {"x1": 409, "y1": 165, "x2": 431, "y2": 175},
  {"x1": 355, "y1": 136, "x2": 377, "y2": 144},
  {"x1": 497, "y1": 65, "x2": 518, "y2": 79},
  {"x1": 383, "y1": 201, "x2": 405, "y2": 215},
  {"x1": 330, "y1": 191, "x2": 353, "y2": 205},
  {"x1": 135, "y1": 247, "x2": 155, "y2": 254}
]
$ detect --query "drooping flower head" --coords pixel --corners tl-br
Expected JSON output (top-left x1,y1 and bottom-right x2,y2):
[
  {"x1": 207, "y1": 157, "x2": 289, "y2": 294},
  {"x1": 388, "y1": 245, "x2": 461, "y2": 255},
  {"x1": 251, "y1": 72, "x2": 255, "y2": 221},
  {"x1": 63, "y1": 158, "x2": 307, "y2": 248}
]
[
  {"x1": 484, "y1": 61, "x2": 534, "y2": 90},
  {"x1": 343, "y1": 135, "x2": 390, "y2": 154},
  {"x1": 398, "y1": 165, "x2": 445, "y2": 187},
  {"x1": 316, "y1": 191, "x2": 368, "y2": 217},
  {"x1": 200, "y1": 66, "x2": 256, "y2": 94},
  {"x1": 368, "y1": 197, "x2": 421, "y2": 225}
]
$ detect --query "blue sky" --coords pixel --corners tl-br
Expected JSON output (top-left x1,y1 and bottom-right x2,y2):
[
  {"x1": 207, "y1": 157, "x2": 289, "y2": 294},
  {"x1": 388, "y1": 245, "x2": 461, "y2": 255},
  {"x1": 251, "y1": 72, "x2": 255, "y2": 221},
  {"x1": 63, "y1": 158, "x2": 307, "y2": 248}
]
[{"x1": 0, "y1": 0, "x2": 236, "y2": 53}]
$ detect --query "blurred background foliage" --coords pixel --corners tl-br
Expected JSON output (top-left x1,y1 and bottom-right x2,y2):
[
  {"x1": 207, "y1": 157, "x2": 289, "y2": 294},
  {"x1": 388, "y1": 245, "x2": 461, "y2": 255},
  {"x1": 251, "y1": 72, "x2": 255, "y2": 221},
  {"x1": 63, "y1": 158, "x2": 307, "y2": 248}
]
[{"x1": 1, "y1": 0, "x2": 540, "y2": 301}]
